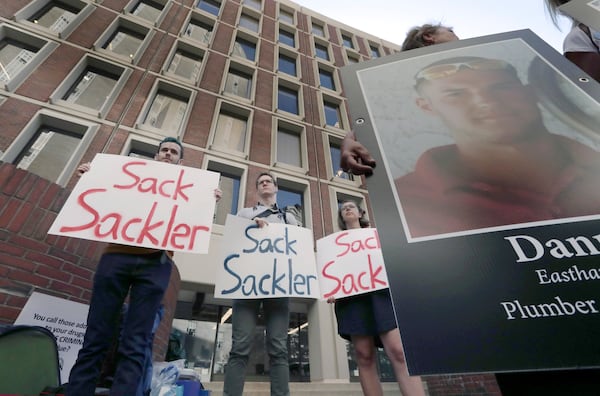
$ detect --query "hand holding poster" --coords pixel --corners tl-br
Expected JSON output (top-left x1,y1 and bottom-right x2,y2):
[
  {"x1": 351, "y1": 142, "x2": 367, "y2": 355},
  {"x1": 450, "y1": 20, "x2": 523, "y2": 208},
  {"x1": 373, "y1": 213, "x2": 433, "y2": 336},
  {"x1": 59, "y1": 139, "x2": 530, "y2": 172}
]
[
  {"x1": 48, "y1": 154, "x2": 220, "y2": 253},
  {"x1": 214, "y1": 214, "x2": 320, "y2": 299},
  {"x1": 316, "y1": 228, "x2": 389, "y2": 300}
]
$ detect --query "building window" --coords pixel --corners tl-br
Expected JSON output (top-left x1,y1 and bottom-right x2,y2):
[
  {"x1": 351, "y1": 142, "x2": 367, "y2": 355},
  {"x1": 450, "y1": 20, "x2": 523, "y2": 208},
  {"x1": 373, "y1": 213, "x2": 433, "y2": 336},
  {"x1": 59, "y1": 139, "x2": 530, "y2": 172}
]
[
  {"x1": 95, "y1": 19, "x2": 151, "y2": 64},
  {"x1": 0, "y1": 26, "x2": 58, "y2": 91},
  {"x1": 311, "y1": 22, "x2": 324, "y2": 37},
  {"x1": 183, "y1": 17, "x2": 213, "y2": 45},
  {"x1": 63, "y1": 68, "x2": 119, "y2": 110},
  {"x1": 242, "y1": 0, "x2": 261, "y2": 10},
  {"x1": 370, "y1": 45, "x2": 381, "y2": 58},
  {"x1": 318, "y1": 67, "x2": 335, "y2": 90},
  {"x1": 211, "y1": 104, "x2": 250, "y2": 155},
  {"x1": 346, "y1": 52, "x2": 360, "y2": 64},
  {"x1": 278, "y1": 8, "x2": 294, "y2": 25},
  {"x1": 279, "y1": 28, "x2": 295, "y2": 48},
  {"x1": 50, "y1": 56, "x2": 130, "y2": 117},
  {"x1": 128, "y1": 0, "x2": 165, "y2": 24},
  {"x1": 15, "y1": 0, "x2": 94, "y2": 38},
  {"x1": 341, "y1": 34, "x2": 353, "y2": 49},
  {"x1": 127, "y1": 139, "x2": 157, "y2": 159},
  {"x1": 15, "y1": 127, "x2": 81, "y2": 182},
  {"x1": 197, "y1": 0, "x2": 220, "y2": 16},
  {"x1": 232, "y1": 36, "x2": 256, "y2": 62},
  {"x1": 165, "y1": 42, "x2": 204, "y2": 83},
  {"x1": 277, "y1": 85, "x2": 298, "y2": 115},
  {"x1": 276, "y1": 180, "x2": 306, "y2": 227},
  {"x1": 278, "y1": 52, "x2": 296, "y2": 77},
  {"x1": 276, "y1": 122, "x2": 303, "y2": 168},
  {"x1": 329, "y1": 137, "x2": 354, "y2": 181},
  {"x1": 139, "y1": 82, "x2": 193, "y2": 136},
  {"x1": 324, "y1": 100, "x2": 341, "y2": 128},
  {"x1": 2, "y1": 111, "x2": 97, "y2": 186},
  {"x1": 27, "y1": 1, "x2": 79, "y2": 33},
  {"x1": 314, "y1": 42, "x2": 329, "y2": 61},
  {"x1": 207, "y1": 160, "x2": 244, "y2": 225},
  {"x1": 239, "y1": 13, "x2": 259, "y2": 33},
  {"x1": 224, "y1": 66, "x2": 253, "y2": 100}
]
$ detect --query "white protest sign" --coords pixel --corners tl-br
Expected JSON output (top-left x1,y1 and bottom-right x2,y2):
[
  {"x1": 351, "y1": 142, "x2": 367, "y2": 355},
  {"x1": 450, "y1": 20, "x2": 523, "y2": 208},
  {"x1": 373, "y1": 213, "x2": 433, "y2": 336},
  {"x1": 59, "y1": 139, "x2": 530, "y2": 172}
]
[
  {"x1": 214, "y1": 214, "x2": 320, "y2": 299},
  {"x1": 15, "y1": 292, "x2": 89, "y2": 384},
  {"x1": 49, "y1": 154, "x2": 220, "y2": 253},
  {"x1": 316, "y1": 228, "x2": 389, "y2": 300}
]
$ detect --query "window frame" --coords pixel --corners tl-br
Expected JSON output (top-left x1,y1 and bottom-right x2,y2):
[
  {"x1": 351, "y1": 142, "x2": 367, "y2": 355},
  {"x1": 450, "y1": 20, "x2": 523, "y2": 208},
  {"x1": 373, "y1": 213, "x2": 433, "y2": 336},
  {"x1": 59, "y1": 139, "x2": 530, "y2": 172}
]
[
  {"x1": 231, "y1": 32, "x2": 258, "y2": 64},
  {"x1": 313, "y1": 38, "x2": 331, "y2": 63},
  {"x1": 275, "y1": 77, "x2": 304, "y2": 120},
  {"x1": 196, "y1": 0, "x2": 221, "y2": 17},
  {"x1": 123, "y1": 0, "x2": 170, "y2": 27},
  {"x1": 49, "y1": 54, "x2": 131, "y2": 117},
  {"x1": 221, "y1": 60, "x2": 256, "y2": 103},
  {"x1": 273, "y1": 172, "x2": 312, "y2": 229},
  {"x1": 310, "y1": 18, "x2": 327, "y2": 39},
  {"x1": 0, "y1": 24, "x2": 59, "y2": 91},
  {"x1": 276, "y1": 46, "x2": 300, "y2": 79},
  {"x1": 277, "y1": 6, "x2": 295, "y2": 26},
  {"x1": 237, "y1": 9, "x2": 261, "y2": 34},
  {"x1": 93, "y1": 16, "x2": 153, "y2": 64},
  {"x1": 208, "y1": 100, "x2": 253, "y2": 158},
  {"x1": 181, "y1": 11, "x2": 215, "y2": 47},
  {"x1": 135, "y1": 79, "x2": 196, "y2": 138},
  {"x1": 340, "y1": 31, "x2": 355, "y2": 50},
  {"x1": 0, "y1": 109, "x2": 98, "y2": 186},
  {"x1": 202, "y1": 155, "x2": 248, "y2": 231},
  {"x1": 278, "y1": 25, "x2": 297, "y2": 49},
  {"x1": 271, "y1": 118, "x2": 308, "y2": 173},
  {"x1": 316, "y1": 62, "x2": 339, "y2": 93},
  {"x1": 320, "y1": 92, "x2": 347, "y2": 130},
  {"x1": 323, "y1": 132, "x2": 361, "y2": 186},
  {"x1": 329, "y1": 187, "x2": 368, "y2": 232},
  {"x1": 161, "y1": 40, "x2": 206, "y2": 84},
  {"x1": 13, "y1": 0, "x2": 94, "y2": 39}
]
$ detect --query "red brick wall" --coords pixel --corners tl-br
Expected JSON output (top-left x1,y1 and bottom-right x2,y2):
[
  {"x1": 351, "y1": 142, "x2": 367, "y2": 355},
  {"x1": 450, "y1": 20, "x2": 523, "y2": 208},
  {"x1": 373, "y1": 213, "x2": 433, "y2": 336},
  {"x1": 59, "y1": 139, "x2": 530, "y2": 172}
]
[{"x1": 0, "y1": 162, "x2": 178, "y2": 362}]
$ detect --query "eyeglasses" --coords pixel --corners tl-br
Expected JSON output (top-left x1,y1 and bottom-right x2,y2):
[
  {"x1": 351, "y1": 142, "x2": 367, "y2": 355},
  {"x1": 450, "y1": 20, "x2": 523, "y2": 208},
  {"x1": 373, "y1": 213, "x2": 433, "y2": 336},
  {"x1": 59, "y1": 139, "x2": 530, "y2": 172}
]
[{"x1": 415, "y1": 59, "x2": 511, "y2": 81}]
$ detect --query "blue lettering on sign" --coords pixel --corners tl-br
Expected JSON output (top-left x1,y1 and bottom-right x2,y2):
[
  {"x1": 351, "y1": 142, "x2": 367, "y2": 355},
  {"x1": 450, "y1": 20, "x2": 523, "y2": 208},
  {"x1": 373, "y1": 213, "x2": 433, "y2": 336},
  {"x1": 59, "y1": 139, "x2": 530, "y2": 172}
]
[
  {"x1": 220, "y1": 255, "x2": 316, "y2": 297},
  {"x1": 243, "y1": 225, "x2": 297, "y2": 255}
]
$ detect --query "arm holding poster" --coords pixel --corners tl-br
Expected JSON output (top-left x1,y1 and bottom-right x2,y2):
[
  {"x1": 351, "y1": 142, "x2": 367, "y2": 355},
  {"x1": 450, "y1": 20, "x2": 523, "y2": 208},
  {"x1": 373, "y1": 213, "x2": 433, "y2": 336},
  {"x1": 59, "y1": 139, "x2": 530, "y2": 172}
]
[
  {"x1": 318, "y1": 200, "x2": 425, "y2": 396},
  {"x1": 65, "y1": 137, "x2": 221, "y2": 396}
]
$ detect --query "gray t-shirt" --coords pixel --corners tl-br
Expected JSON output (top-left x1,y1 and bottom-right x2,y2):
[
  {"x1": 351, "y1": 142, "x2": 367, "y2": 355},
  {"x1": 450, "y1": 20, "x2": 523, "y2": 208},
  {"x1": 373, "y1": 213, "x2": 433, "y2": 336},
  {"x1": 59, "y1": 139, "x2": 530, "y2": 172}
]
[{"x1": 236, "y1": 203, "x2": 299, "y2": 226}]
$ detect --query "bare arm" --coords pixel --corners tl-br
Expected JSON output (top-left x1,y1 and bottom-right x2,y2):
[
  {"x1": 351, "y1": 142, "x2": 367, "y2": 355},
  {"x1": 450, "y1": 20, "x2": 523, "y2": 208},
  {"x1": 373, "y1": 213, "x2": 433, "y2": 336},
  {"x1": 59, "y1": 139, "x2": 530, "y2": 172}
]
[{"x1": 340, "y1": 130, "x2": 376, "y2": 176}]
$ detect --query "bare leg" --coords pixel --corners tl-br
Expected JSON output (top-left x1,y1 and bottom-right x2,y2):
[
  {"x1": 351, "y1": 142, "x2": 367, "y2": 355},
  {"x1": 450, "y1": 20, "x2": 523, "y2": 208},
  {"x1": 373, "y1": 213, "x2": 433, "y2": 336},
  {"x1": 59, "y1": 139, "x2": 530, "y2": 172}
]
[
  {"x1": 380, "y1": 328, "x2": 426, "y2": 396},
  {"x1": 351, "y1": 335, "x2": 383, "y2": 396}
]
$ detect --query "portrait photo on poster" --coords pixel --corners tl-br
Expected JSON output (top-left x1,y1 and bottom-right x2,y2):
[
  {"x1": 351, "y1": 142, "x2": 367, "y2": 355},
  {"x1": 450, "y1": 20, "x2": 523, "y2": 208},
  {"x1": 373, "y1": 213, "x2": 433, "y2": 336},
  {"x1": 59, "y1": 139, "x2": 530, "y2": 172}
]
[{"x1": 348, "y1": 30, "x2": 600, "y2": 242}]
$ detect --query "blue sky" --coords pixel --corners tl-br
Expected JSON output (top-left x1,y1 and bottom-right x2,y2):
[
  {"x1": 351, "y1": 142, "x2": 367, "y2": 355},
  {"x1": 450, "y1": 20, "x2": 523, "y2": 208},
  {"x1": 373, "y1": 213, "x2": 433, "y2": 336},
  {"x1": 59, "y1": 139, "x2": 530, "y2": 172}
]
[{"x1": 292, "y1": 0, "x2": 572, "y2": 52}]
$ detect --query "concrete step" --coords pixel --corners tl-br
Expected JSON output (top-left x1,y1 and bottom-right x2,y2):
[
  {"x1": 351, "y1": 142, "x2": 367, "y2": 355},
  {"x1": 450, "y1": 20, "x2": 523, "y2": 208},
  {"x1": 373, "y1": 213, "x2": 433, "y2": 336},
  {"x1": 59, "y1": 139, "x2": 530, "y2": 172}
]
[{"x1": 202, "y1": 381, "x2": 416, "y2": 395}]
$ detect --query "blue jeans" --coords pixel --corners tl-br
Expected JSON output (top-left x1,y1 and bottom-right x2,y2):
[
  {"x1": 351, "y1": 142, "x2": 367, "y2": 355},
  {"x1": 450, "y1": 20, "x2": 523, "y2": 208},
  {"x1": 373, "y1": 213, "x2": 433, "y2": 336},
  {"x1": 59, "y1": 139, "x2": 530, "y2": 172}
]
[
  {"x1": 223, "y1": 298, "x2": 290, "y2": 396},
  {"x1": 67, "y1": 251, "x2": 172, "y2": 396}
]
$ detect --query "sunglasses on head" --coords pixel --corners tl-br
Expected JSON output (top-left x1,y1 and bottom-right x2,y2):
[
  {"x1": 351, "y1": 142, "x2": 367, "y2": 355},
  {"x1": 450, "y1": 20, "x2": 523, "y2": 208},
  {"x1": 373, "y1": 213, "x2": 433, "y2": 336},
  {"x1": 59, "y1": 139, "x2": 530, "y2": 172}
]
[{"x1": 415, "y1": 59, "x2": 511, "y2": 81}]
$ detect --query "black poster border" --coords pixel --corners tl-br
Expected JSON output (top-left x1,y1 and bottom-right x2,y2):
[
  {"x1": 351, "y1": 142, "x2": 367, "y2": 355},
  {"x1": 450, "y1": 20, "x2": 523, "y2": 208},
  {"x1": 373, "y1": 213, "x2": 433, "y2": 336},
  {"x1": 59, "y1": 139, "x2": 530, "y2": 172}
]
[{"x1": 340, "y1": 29, "x2": 600, "y2": 376}]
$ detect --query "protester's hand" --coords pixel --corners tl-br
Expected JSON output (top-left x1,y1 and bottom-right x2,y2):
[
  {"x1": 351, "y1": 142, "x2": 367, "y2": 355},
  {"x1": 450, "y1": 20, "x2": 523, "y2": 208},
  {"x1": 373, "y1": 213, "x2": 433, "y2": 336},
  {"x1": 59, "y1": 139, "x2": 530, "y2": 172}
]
[
  {"x1": 254, "y1": 218, "x2": 268, "y2": 228},
  {"x1": 326, "y1": 297, "x2": 335, "y2": 304},
  {"x1": 340, "y1": 130, "x2": 376, "y2": 176},
  {"x1": 214, "y1": 188, "x2": 222, "y2": 202},
  {"x1": 77, "y1": 162, "x2": 91, "y2": 177}
]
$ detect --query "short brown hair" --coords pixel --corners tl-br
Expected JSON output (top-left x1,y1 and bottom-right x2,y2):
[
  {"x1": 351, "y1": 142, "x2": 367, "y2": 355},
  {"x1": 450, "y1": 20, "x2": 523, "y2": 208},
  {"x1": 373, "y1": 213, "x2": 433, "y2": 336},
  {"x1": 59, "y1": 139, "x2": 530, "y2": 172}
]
[
  {"x1": 402, "y1": 23, "x2": 449, "y2": 51},
  {"x1": 255, "y1": 172, "x2": 277, "y2": 188}
]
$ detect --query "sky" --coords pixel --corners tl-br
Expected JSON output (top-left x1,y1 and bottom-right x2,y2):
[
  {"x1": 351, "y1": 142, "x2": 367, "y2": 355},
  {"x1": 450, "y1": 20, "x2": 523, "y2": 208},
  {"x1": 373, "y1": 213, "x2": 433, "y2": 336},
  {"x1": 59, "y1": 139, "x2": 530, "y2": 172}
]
[{"x1": 291, "y1": 0, "x2": 572, "y2": 52}]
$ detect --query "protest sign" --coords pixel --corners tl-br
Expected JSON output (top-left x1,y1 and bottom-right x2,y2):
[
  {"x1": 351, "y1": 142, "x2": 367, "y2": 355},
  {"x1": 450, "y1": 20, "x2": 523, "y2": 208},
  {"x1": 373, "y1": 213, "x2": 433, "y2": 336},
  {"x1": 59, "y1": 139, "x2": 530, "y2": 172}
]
[
  {"x1": 48, "y1": 154, "x2": 220, "y2": 253},
  {"x1": 316, "y1": 228, "x2": 389, "y2": 300},
  {"x1": 214, "y1": 214, "x2": 320, "y2": 299},
  {"x1": 15, "y1": 292, "x2": 89, "y2": 383}
]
